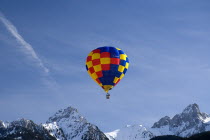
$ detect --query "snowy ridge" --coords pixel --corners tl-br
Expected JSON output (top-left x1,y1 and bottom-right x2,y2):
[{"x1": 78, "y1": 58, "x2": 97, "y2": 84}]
[
  {"x1": 105, "y1": 129, "x2": 120, "y2": 140},
  {"x1": 43, "y1": 122, "x2": 65, "y2": 140},
  {"x1": 106, "y1": 103, "x2": 210, "y2": 140},
  {"x1": 105, "y1": 125, "x2": 154, "y2": 140},
  {"x1": 43, "y1": 107, "x2": 108, "y2": 140}
]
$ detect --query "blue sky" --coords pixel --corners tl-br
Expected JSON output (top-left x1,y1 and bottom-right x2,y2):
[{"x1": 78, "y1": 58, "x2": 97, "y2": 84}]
[{"x1": 0, "y1": 0, "x2": 210, "y2": 132}]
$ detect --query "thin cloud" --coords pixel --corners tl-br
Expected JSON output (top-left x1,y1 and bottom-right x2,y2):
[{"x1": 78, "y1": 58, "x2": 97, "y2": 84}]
[{"x1": 0, "y1": 12, "x2": 49, "y2": 74}]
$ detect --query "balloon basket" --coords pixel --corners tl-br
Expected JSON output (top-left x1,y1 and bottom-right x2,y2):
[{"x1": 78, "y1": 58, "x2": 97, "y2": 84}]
[{"x1": 106, "y1": 93, "x2": 110, "y2": 99}]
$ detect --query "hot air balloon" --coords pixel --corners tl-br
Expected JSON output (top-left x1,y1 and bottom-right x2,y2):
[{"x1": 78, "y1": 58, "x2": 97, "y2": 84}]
[{"x1": 85, "y1": 46, "x2": 129, "y2": 99}]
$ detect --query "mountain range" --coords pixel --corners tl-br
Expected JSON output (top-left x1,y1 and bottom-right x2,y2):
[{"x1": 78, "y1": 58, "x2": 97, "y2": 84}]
[
  {"x1": 105, "y1": 103, "x2": 210, "y2": 140},
  {"x1": 0, "y1": 107, "x2": 107, "y2": 140},
  {"x1": 0, "y1": 103, "x2": 210, "y2": 140}
]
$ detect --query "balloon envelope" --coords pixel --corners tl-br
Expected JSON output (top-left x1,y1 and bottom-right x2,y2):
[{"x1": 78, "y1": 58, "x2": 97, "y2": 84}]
[{"x1": 86, "y1": 46, "x2": 129, "y2": 93}]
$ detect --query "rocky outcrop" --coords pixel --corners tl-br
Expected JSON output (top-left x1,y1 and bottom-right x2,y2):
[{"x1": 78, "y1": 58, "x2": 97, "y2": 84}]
[{"x1": 0, "y1": 119, "x2": 55, "y2": 140}]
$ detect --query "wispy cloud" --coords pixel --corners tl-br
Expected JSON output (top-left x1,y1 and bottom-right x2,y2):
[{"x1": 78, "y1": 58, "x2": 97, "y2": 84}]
[{"x1": 0, "y1": 12, "x2": 49, "y2": 74}]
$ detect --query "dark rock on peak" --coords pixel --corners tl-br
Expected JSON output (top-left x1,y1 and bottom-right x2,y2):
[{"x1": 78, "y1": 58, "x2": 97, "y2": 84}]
[
  {"x1": 182, "y1": 104, "x2": 200, "y2": 115},
  {"x1": 152, "y1": 116, "x2": 171, "y2": 128},
  {"x1": 47, "y1": 106, "x2": 83, "y2": 123}
]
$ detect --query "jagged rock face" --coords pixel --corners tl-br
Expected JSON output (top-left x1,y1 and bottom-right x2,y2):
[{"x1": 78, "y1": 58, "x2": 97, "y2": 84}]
[
  {"x1": 47, "y1": 107, "x2": 82, "y2": 123},
  {"x1": 171, "y1": 104, "x2": 205, "y2": 128},
  {"x1": 82, "y1": 125, "x2": 109, "y2": 140},
  {"x1": 152, "y1": 116, "x2": 171, "y2": 128},
  {"x1": 151, "y1": 103, "x2": 210, "y2": 137},
  {"x1": 0, "y1": 119, "x2": 56, "y2": 140},
  {"x1": 44, "y1": 107, "x2": 108, "y2": 140}
]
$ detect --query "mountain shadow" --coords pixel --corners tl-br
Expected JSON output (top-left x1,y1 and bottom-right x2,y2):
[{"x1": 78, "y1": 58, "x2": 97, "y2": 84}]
[{"x1": 150, "y1": 131, "x2": 210, "y2": 140}]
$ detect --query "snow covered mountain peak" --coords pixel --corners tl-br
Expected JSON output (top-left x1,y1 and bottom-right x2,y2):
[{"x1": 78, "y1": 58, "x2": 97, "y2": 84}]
[
  {"x1": 47, "y1": 106, "x2": 86, "y2": 124},
  {"x1": 182, "y1": 103, "x2": 201, "y2": 115},
  {"x1": 44, "y1": 106, "x2": 108, "y2": 140},
  {"x1": 182, "y1": 104, "x2": 210, "y2": 123},
  {"x1": 150, "y1": 103, "x2": 210, "y2": 137},
  {"x1": 152, "y1": 103, "x2": 209, "y2": 128}
]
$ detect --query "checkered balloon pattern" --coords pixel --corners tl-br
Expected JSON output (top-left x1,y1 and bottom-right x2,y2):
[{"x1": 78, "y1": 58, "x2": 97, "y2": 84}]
[{"x1": 86, "y1": 46, "x2": 129, "y2": 93}]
